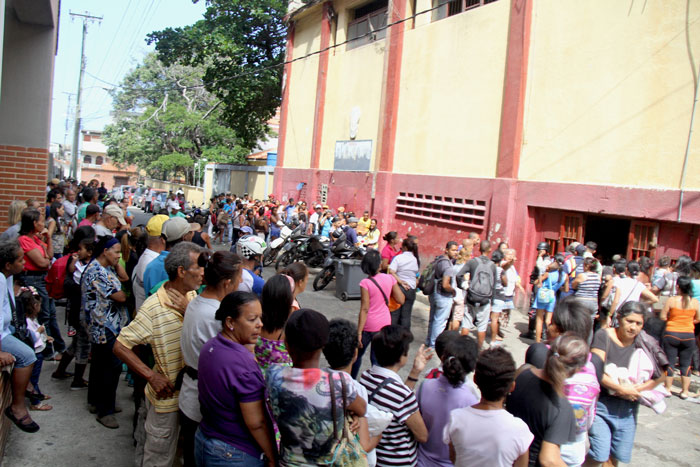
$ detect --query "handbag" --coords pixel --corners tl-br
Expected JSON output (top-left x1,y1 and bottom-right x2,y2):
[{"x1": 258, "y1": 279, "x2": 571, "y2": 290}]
[
  {"x1": 537, "y1": 275, "x2": 555, "y2": 304},
  {"x1": 8, "y1": 290, "x2": 35, "y2": 349},
  {"x1": 327, "y1": 371, "x2": 368, "y2": 467},
  {"x1": 368, "y1": 276, "x2": 402, "y2": 312}
]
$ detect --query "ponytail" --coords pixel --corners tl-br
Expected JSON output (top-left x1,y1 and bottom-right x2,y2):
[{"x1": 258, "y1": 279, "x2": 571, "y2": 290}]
[
  {"x1": 441, "y1": 336, "x2": 478, "y2": 388},
  {"x1": 544, "y1": 333, "x2": 588, "y2": 395}
]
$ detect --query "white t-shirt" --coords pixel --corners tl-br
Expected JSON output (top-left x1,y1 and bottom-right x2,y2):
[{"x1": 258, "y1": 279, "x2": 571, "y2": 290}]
[
  {"x1": 443, "y1": 406, "x2": 533, "y2": 467},
  {"x1": 94, "y1": 224, "x2": 113, "y2": 237},
  {"x1": 614, "y1": 277, "x2": 646, "y2": 306},
  {"x1": 504, "y1": 266, "x2": 519, "y2": 297},
  {"x1": 179, "y1": 295, "x2": 222, "y2": 422},
  {"x1": 167, "y1": 198, "x2": 179, "y2": 213},
  {"x1": 132, "y1": 249, "x2": 161, "y2": 312},
  {"x1": 389, "y1": 251, "x2": 419, "y2": 290}
]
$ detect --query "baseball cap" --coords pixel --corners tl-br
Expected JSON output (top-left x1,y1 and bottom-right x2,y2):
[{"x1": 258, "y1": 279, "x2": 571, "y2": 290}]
[
  {"x1": 50, "y1": 178, "x2": 60, "y2": 185},
  {"x1": 162, "y1": 217, "x2": 190, "y2": 242},
  {"x1": 285, "y1": 309, "x2": 329, "y2": 352},
  {"x1": 103, "y1": 204, "x2": 126, "y2": 225},
  {"x1": 315, "y1": 204, "x2": 322, "y2": 209},
  {"x1": 171, "y1": 204, "x2": 182, "y2": 211},
  {"x1": 145, "y1": 215, "x2": 169, "y2": 237},
  {"x1": 347, "y1": 217, "x2": 359, "y2": 223},
  {"x1": 575, "y1": 244, "x2": 587, "y2": 256}
]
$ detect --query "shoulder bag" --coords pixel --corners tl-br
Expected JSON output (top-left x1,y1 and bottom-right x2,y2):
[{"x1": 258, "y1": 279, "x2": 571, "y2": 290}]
[
  {"x1": 368, "y1": 276, "x2": 402, "y2": 312},
  {"x1": 327, "y1": 371, "x2": 368, "y2": 467}
]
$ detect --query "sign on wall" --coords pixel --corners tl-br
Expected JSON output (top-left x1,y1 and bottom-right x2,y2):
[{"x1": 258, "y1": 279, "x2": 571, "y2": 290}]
[{"x1": 334, "y1": 140, "x2": 372, "y2": 171}]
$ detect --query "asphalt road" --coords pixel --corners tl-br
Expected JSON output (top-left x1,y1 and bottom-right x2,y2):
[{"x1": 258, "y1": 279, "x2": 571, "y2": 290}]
[{"x1": 5, "y1": 208, "x2": 700, "y2": 466}]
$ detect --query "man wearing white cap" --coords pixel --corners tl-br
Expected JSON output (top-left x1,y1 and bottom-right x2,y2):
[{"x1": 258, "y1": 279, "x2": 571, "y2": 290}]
[{"x1": 95, "y1": 204, "x2": 127, "y2": 237}]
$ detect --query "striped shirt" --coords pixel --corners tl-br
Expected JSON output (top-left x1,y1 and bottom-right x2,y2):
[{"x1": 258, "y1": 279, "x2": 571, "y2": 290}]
[
  {"x1": 575, "y1": 272, "x2": 601, "y2": 300},
  {"x1": 360, "y1": 366, "x2": 419, "y2": 466},
  {"x1": 116, "y1": 284, "x2": 196, "y2": 413}
]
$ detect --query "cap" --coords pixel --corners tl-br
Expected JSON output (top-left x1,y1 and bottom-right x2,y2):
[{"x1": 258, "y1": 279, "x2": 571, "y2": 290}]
[
  {"x1": 284, "y1": 309, "x2": 329, "y2": 352},
  {"x1": 240, "y1": 226, "x2": 255, "y2": 235},
  {"x1": 103, "y1": 204, "x2": 126, "y2": 225},
  {"x1": 50, "y1": 178, "x2": 60, "y2": 185},
  {"x1": 315, "y1": 204, "x2": 322, "y2": 209},
  {"x1": 347, "y1": 217, "x2": 359, "y2": 223},
  {"x1": 146, "y1": 215, "x2": 169, "y2": 236},
  {"x1": 337, "y1": 206, "x2": 345, "y2": 212},
  {"x1": 171, "y1": 204, "x2": 182, "y2": 211},
  {"x1": 575, "y1": 244, "x2": 587, "y2": 255},
  {"x1": 162, "y1": 217, "x2": 190, "y2": 242}
]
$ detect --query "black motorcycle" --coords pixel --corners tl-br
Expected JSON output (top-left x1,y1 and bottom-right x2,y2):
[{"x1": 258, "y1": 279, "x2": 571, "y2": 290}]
[
  {"x1": 275, "y1": 230, "x2": 330, "y2": 270},
  {"x1": 312, "y1": 233, "x2": 364, "y2": 291}
]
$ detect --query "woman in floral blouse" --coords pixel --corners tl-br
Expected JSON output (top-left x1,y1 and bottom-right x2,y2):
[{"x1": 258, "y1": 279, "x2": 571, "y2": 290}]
[
  {"x1": 254, "y1": 274, "x2": 295, "y2": 372},
  {"x1": 81, "y1": 236, "x2": 129, "y2": 429}
]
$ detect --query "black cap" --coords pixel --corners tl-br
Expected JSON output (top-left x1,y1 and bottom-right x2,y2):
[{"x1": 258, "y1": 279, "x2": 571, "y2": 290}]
[
  {"x1": 575, "y1": 244, "x2": 587, "y2": 255},
  {"x1": 285, "y1": 309, "x2": 329, "y2": 352}
]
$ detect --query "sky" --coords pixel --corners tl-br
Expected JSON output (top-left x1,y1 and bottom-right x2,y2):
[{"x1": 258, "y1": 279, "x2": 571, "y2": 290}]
[{"x1": 50, "y1": 0, "x2": 208, "y2": 146}]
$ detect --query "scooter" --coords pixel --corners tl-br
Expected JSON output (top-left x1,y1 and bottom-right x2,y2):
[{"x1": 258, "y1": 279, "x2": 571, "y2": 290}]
[
  {"x1": 262, "y1": 222, "x2": 299, "y2": 267},
  {"x1": 312, "y1": 232, "x2": 365, "y2": 292}
]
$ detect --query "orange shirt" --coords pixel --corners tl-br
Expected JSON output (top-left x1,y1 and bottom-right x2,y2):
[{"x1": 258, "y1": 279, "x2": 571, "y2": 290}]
[{"x1": 666, "y1": 307, "x2": 697, "y2": 333}]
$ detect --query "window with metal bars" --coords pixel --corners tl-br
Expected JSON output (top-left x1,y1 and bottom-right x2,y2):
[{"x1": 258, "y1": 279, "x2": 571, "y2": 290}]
[
  {"x1": 395, "y1": 192, "x2": 486, "y2": 229},
  {"x1": 627, "y1": 221, "x2": 658, "y2": 261},
  {"x1": 347, "y1": 0, "x2": 388, "y2": 51},
  {"x1": 432, "y1": 0, "x2": 499, "y2": 22}
]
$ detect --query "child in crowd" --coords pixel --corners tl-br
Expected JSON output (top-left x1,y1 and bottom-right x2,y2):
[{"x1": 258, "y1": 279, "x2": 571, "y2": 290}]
[
  {"x1": 22, "y1": 287, "x2": 53, "y2": 411},
  {"x1": 323, "y1": 318, "x2": 389, "y2": 466},
  {"x1": 444, "y1": 347, "x2": 533, "y2": 466}
]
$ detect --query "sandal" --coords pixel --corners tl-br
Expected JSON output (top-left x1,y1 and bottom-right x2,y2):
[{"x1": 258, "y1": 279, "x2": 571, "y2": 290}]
[
  {"x1": 4, "y1": 406, "x2": 39, "y2": 433},
  {"x1": 30, "y1": 403, "x2": 53, "y2": 411},
  {"x1": 25, "y1": 391, "x2": 51, "y2": 401},
  {"x1": 680, "y1": 392, "x2": 690, "y2": 400}
]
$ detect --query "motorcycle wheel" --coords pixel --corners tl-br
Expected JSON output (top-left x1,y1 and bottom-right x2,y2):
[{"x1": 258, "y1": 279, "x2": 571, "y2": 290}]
[
  {"x1": 262, "y1": 247, "x2": 278, "y2": 267},
  {"x1": 305, "y1": 251, "x2": 326, "y2": 269},
  {"x1": 313, "y1": 266, "x2": 335, "y2": 291},
  {"x1": 275, "y1": 250, "x2": 295, "y2": 271}
]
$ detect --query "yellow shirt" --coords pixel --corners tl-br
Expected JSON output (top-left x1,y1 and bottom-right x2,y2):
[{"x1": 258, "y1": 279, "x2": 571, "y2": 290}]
[
  {"x1": 363, "y1": 228, "x2": 381, "y2": 247},
  {"x1": 357, "y1": 217, "x2": 371, "y2": 236},
  {"x1": 116, "y1": 285, "x2": 196, "y2": 413}
]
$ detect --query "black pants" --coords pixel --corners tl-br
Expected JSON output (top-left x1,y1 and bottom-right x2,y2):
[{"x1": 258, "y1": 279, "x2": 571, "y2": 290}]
[
  {"x1": 351, "y1": 331, "x2": 378, "y2": 379},
  {"x1": 662, "y1": 331, "x2": 696, "y2": 376},
  {"x1": 88, "y1": 330, "x2": 122, "y2": 417},
  {"x1": 391, "y1": 286, "x2": 417, "y2": 331},
  {"x1": 180, "y1": 411, "x2": 199, "y2": 467}
]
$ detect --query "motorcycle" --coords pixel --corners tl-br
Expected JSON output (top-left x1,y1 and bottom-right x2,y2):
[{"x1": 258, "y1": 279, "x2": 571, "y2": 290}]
[
  {"x1": 312, "y1": 232, "x2": 365, "y2": 292},
  {"x1": 275, "y1": 233, "x2": 330, "y2": 270},
  {"x1": 262, "y1": 222, "x2": 299, "y2": 267}
]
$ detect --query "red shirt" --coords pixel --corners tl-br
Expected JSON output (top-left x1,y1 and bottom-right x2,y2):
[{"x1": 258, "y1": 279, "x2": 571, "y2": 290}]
[
  {"x1": 18, "y1": 234, "x2": 49, "y2": 271},
  {"x1": 381, "y1": 243, "x2": 401, "y2": 262}
]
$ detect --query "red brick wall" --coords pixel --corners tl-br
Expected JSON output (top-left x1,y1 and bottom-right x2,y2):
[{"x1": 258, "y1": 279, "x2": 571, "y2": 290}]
[{"x1": 0, "y1": 145, "x2": 49, "y2": 231}]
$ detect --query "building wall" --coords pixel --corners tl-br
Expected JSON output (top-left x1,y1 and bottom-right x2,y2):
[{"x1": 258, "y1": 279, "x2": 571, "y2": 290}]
[
  {"x1": 393, "y1": 0, "x2": 509, "y2": 177},
  {"x1": 520, "y1": 0, "x2": 700, "y2": 189},
  {"x1": 283, "y1": 11, "x2": 322, "y2": 169}
]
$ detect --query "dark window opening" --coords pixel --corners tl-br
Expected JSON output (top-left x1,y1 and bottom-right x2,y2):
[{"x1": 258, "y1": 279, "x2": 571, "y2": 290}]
[
  {"x1": 584, "y1": 215, "x2": 630, "y2": 265},
  {"x1": 95, "y1": 156, "x2": 104, "y2": 165},
  {"x1": 347, "y1": 0, "x2": 388, "y2": 50}
]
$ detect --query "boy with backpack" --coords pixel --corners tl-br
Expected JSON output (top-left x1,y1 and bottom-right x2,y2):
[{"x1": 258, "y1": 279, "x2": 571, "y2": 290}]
[
  {"x1": 457, "y1": 240, "x2": 497, "y2": 349},
  {"x1": 422, "y1": 241, "x2": 459, "y2": 348}
]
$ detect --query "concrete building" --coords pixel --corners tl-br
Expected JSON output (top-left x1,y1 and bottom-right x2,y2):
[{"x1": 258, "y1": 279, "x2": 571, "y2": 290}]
[
  {"x1": 54, "y1": 130, "x2": 140, "y2": 189},
  {"x1": 0, "y1": 0, "x2": 60, "y2": 231},
  {"x1": 274, "y1": 0, "x2": 700, "y2": 272}
]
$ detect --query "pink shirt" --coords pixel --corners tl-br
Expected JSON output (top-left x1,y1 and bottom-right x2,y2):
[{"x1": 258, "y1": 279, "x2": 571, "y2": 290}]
[
  {"x1": 381, "y1": 243, "x2": 401, "y2": 262},
  {"x1": 359, "y1": 273, "x2": 396, "y2": 332}
]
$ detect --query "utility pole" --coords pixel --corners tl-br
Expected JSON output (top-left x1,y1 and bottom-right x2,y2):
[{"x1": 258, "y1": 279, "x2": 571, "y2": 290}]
[
  {"x1": 62, "y1": 92, "x2": 74, "y2": 148},
  {"x1": 69, "y1": 11, "x2": 102, "y2": 180}
]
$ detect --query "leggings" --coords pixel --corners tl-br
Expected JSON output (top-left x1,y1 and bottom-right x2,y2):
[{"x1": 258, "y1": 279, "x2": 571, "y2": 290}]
[{"x1": 662, "y1": 331, "x2": 696, "y2": 376}]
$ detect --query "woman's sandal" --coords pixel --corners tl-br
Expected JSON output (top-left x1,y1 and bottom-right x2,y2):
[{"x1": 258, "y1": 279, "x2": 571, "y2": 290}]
[
  {"x1": 679, "y1": 392, "x2": 690, "y2": 400},
  {"x1": 30, "y1": 402, "x2": 53, "y2": 411},
  {"x1": 4, "y1": 406, "x2": 39, "y2": 433},
  {"x1": 25, "y1": 391, "x2": 51, "y2": 401}
]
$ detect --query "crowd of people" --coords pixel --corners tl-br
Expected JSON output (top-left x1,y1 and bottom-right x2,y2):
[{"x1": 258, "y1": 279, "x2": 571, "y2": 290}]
[{"x1": 0, "y1": 179, "x2": 699, "y2": 467}]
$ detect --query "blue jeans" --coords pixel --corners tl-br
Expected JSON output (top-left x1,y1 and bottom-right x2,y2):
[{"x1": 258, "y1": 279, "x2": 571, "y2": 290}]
[
  {"x1": 1, "y1": 333, "x2": 36, "y2": 368},
  {"x1": 21, "y1": 273, "x2": 66, "y2": 354},
  {"x1": 195, "y1": 428, "x2": 264, "y2": 467},
  {"x1": 351, "y1": 330, "x2": 378, "y2": 379},
  {"x1": 426, "y1": 292, "x2": 454, "y2": 347},
  {"x1": 588, "y1": 393, "x2": 638, "y2": 464}
]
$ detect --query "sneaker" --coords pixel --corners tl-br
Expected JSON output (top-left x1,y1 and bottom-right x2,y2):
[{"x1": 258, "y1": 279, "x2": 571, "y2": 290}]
[
  {"x1": 96, "y1": 415, "x2": 119, "y2": 429},
  {"x1": 67, "y1": 326, "x2": 76, "y2": 337},
  {"x1": 70, "y1": 380, "x2": 89, "y2": 391},
  {"x1": 51, "y1": 371, "x2": 74, "y2": 380}
]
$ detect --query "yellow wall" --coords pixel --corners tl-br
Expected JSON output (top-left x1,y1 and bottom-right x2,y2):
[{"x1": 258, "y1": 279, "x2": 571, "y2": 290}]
[
  {"x1": 229, "y1": 171, "x2": 248, "y2": 196},
  {"x1": 393, "y1": 0, "x2": 510, "y2": 177},
  {"x1": 318, "y1": 0, "x2": 386, "y2": 170},
  {"x1": 520, "y1": 0, "x2": 700, "y2": 189},
  {"x1": 283, "y1": 11, "x2": 322, "y2": 169},
  {"x1": 246, "y1": 171, "x2": 275, "y2": 200}
]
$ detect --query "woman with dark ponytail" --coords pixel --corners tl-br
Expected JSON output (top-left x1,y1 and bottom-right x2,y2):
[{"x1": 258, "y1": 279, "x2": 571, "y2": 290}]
[
  {"x1": 388, "y1": 236, "x2": 420, "y2": 330},
  {"x1": 416, "y1": 335, "x2": 479, "y2": 466},
  {"x1": 507, "y1": 334, "x2": 586, "y2": 466}
]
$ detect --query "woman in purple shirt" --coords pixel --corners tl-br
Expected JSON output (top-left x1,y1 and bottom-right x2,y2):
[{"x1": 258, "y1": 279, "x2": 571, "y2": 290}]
[
  {"x1": 417, "y1": 334, "x2": 479, "y2": 466},
  {"x1": 196, "y1": 291, "x2": 278, "y2": 466}
]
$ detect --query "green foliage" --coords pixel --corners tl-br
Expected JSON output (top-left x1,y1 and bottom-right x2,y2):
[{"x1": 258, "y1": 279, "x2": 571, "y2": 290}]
[
  {"x1": 104, "y1": 53, "x2": 248, "y2": 184},
  {"x1": 147, "y1": 0, "x2": 287, "y2": 149}
]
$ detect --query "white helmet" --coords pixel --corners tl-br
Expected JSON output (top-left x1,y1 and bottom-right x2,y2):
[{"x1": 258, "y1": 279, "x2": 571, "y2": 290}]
[{"x1": 237, "y1": 235, "x2": 266, "y2": 259}]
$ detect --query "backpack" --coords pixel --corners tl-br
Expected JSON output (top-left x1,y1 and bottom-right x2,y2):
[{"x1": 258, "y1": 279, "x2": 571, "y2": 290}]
[
  {"x1": 417, "y1": 256, "x2": 448, "y2": 295},
  {"x1": 46, "y1": 254, "x2": 70, "y2": 299},
  {"x1": 467, "y1": 257, "x2": 495, "y2": 305}
]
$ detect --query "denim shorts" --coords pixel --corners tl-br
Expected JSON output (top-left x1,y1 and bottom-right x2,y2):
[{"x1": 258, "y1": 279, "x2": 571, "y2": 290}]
[
  {"x1": 588, "y1": 394, "x2": 638, "y2": 464},
  {"x1": 194, "y1": 428, "x2": 264, "y2": 466},
  {"x1": 2, "y1": 333, "x2": 37, "y2": 368},
  {"x1": 466, "y1": 301, "x2": 491, "y2": 332}
]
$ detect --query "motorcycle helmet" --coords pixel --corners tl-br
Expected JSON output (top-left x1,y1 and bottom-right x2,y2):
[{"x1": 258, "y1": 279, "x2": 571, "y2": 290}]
[
  {"x1": 536, "y1": 241, "x2": 550, "y2": 253},
  {"x1": 237, "y1": 235, "x2": 267, "y2": 259}
]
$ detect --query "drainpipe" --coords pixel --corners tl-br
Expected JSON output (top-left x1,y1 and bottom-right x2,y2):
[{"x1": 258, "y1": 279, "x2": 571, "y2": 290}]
[{"x1": 678, "y1": 65, "x2": 700, "y2": 222}]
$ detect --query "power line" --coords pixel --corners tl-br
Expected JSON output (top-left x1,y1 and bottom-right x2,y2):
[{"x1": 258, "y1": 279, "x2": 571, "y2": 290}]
[{"x1": 85, "y1": 2, "x2": 445, "y2": 96}]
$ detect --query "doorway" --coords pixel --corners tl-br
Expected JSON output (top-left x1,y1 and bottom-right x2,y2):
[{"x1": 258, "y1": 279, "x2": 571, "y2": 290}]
[{"x1": 585, "y1": 215, "x2": 630, "y2": 264}]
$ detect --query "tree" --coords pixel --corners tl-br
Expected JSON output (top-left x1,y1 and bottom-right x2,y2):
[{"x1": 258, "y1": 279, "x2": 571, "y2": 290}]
[
  {"x1": 104, "y1": 53, "x2": 249, "y2": 184},
  {"x1": 147, "y1": 0, "x2": 287, "y2": 149}
]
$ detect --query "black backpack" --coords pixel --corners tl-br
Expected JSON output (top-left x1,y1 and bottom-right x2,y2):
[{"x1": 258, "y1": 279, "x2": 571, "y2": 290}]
[
  {"x1": 467, "y1": 257, "x2": 495, "y2": 305},
  {"x1": 418, "y1": 256, "x2": 449, "y2": 295}
]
